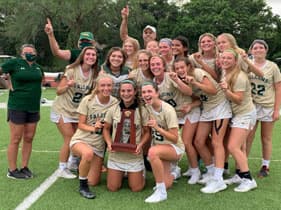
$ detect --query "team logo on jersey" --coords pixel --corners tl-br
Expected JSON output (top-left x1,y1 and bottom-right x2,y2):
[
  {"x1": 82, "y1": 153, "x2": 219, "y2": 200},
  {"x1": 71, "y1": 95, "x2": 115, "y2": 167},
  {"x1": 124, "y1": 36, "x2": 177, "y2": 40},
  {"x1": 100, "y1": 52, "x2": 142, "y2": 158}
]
[{"x1": 125, "y1": 110, "x2": 131, "y2": 117}]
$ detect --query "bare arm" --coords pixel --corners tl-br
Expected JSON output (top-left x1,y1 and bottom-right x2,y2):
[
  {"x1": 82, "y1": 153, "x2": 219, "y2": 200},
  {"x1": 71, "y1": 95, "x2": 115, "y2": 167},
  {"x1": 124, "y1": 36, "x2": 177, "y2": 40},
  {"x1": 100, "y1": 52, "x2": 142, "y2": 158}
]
[
  {"x1": 273, "y1": 81, "x2": 281, "y2": 121},
  {"x1": 135, "y1": 126, "x2": 150, "y2": 154},
  {"x1": 45, "y1": 18, "x2": 71, "y2": 61},
  {"x1": 193, "y1": 53, "x2": 218, "y2": 80},
  {"x1": 190, "y1": 76, "x2": 217, "y2": 95},
  {"x1": 102, "y1": 122, "x2": 113, "y2": 151},
  {"x1": 169, "y1": 72, "x2": 192, "y2": 96},
  {"x1": 120, "y1": 5, "x2": 130, "y2": 42},
  {"x1": 224, "y1": 90, "x2": 243, "y2": 105},
  {"x1": 240, "y1": 51, "x2": 263, "y2": 77},
  {"x1": 78, "y1": 115, "x2": 104, "y2": 133},
  {"x1": 155, "y1": 127, "x2": 178, "y2": 144},
  {"x1": 147, "y1": 116, "x2": 178, "y2": 143},
  {"x1": 220, "y1": 80, "x2": 243, "y2": 104},
  {"x1": 180, "y1": 98, "x2": 201, "y2": 114},
  {"x1": 56, "y1": 76, "x2": 75, "y2": 95}
]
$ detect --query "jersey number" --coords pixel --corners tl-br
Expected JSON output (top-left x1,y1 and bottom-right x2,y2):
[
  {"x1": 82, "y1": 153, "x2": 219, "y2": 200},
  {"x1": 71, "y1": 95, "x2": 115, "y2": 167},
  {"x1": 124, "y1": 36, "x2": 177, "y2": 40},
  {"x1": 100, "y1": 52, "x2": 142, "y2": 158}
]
[
  {"x1": 166, "y1": 99, "x2": 177, "y2": 107},
  {"x1": 251, "y1": 83, "x2": 265, "y2": 96},
  {"x1": 152, "y1": 129, "x2": 164, "y2": 141},
  {"x1": 72, "y1": 92, "x2": 83, "y2": 103},
  {"x1": 200, "y1": 94, "x2": 208, "y2": 102}
]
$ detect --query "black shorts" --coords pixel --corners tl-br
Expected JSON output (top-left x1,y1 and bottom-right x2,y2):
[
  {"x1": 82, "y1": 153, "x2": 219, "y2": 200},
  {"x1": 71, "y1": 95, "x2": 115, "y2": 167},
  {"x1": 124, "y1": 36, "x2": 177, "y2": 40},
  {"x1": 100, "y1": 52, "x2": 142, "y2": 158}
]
[{"x1": 7, "y1": 109, "x2": 40, "y2": 124}]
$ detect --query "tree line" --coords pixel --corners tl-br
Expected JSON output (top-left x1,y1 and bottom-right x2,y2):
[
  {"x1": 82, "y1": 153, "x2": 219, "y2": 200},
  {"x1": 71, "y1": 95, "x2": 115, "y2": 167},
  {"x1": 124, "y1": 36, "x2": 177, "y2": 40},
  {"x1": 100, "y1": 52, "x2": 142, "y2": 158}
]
[{"x1": 0, "y1": 0, "x2": 280, "y2": 71}]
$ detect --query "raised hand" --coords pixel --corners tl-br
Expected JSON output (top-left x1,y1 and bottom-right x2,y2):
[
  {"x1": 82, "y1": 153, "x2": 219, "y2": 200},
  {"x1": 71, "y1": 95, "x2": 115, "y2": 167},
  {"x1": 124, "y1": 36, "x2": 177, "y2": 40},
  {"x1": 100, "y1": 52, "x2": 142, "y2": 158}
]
[
  {"x1": 66, "y1": 76, "x2": 75, "y2": 87},
  {"x1": 121, "y1": 5, "x2": 129, "y2": 19},
  {"x1": 44, "y1": 18, "x2": 53, "y2": 35}
]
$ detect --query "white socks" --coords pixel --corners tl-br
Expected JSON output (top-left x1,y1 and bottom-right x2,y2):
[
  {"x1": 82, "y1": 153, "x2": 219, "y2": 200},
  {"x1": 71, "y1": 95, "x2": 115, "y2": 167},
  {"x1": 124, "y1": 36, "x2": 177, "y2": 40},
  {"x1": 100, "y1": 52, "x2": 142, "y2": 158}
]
[
  {"x1": 262, "y1": 159, "x2": 270, "y2": 168},
  {"x1": 59, "y1": 162, "x2": 67, "y2": 170}
]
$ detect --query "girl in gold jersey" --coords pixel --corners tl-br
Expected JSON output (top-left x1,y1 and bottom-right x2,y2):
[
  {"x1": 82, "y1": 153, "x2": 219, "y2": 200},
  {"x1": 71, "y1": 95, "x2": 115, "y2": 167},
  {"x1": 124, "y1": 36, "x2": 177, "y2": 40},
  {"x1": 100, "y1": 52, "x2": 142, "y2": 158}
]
[
  {"x1": 149, "y1": 55, "x2": 192, "y2": 180},
  {"x1": 216, "y1": 33, "x2": 263, "y2": 174},
  {"x1": 142, "y1": 82, "x2": 185, "y2": 203},
  {"x1": 173, "y1": 57, "x2": 202, "y2": 184},
  {"x1": 51, "y1": 46, "x2": 99, "y2": 179},
  {"x1": 103, "y1": 80, "x2": 150, "y2": 192},
  {"x1": 100, "y1": 47, "x2": 130, "y2": 98},
  {"x1": 128, "y1": 50, "x2": 153, "y2": 94},
  {"x1": 247, "y1": 40, "x2": 281, "y2": 178},
  {"x1": 189, "y1": 33, "x2": 218, "y2": 80},
  {"x1": 70, "y1": 75, "x2": 118, "y2": 199},
  {"x1": 220, "y1": 49, "x2": 257, "y2": 192},
  {"x1": 122, "y1": 37, "x2": 140, "y2": 68},
  {"x1": 216, "y1": 33, "x2": 263, "y2": 77},
  {"x1": 183, "y1": 58, "x2": 232, "y2": 193}
]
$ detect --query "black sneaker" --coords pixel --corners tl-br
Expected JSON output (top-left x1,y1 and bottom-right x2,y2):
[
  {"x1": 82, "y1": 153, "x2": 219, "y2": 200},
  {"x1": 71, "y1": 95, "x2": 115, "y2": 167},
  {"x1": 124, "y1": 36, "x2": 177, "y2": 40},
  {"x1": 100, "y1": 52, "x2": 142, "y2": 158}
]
[
  {"x1": 258, "y1": 165, "x2": 269, "y2": 178},
  {"x1": 7, "y1": 168, "x2": 28, "y2": 179},
  {"x1": 20, "y1": 167, "x2": 33, "y2": 178},
  {"x1": 79, "y1": 187, "x2": 96, "y2": 199}
]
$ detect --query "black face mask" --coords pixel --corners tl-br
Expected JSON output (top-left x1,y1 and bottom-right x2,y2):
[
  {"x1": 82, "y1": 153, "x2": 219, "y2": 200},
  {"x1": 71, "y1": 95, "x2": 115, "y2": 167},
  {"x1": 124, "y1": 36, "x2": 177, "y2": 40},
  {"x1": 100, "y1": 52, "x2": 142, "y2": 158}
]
[
  {"x1": 79, "y1": 42, "x2": 93, "y2": 50},
  {"x1": 25, "y1": 53, "x2": 37, "y2": 62}
]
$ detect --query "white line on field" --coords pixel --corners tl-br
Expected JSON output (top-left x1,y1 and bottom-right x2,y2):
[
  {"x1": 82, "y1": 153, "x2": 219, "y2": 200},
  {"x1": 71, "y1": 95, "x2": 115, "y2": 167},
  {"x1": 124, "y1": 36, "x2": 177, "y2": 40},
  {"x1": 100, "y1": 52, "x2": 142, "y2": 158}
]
[
  {"x1": 248, "y1": 157, "x2": 281, "y2": 162},
  {"x1": 0, "y1": 149, "x2": 59, "y2": 153},
  {"x1": 15, "y1": 169, "x2": 60, "y2": 210},
  {"x1": 0, "y1": 148, "x2": 281, "y2": 162}
]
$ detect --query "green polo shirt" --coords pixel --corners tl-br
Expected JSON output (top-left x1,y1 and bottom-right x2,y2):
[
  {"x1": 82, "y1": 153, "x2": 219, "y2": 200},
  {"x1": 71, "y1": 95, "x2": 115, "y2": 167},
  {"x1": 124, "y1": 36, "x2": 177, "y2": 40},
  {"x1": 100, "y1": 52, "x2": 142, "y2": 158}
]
[
  {"x1": 70, "y1": 48, "x2": 103, "y2": 65},
  {"x1": 1, "y1": 58, "x2": 44, "y2": 112},
  {"x1": 70, "y1": 49, "x2": 81, "y2": 64}
]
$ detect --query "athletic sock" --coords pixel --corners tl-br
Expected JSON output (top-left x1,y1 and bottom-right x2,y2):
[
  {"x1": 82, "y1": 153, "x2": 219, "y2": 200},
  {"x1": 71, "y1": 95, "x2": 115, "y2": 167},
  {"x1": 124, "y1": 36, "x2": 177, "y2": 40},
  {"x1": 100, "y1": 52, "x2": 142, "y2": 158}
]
[
  {"x1": 143, "y1": 154, "x2": 152, "y2": 171},
  {"x1": 235, "y1": 169, "x2": 241, "y2": 176},
  {"x1": 59, "y1": 162, "x2": 67, "y2": 170},
  {"x1": 156, "y1": 182, "x2": 166, "y2": 193},
  {"x1": 240, "y1": 171, "x2": 252, "y2": 180},
  {"x1": 224, "y1": 162, "x2": 229, "y2": 170},
  {"x1": 79, "y1": 178, "x2": 88, "y2": 189},
  {"x1": 262, "y1": 159, "x2": 270, "y2": 168},
  {"x1": 213, "y1": 167, "x2": 224, "y2": 181},
  {"x1": 79, "y1": 176, "x2": 87, "y2": 180},
  {"x1": 206, "y1": 164, "x2": 215, "y2": 174}
]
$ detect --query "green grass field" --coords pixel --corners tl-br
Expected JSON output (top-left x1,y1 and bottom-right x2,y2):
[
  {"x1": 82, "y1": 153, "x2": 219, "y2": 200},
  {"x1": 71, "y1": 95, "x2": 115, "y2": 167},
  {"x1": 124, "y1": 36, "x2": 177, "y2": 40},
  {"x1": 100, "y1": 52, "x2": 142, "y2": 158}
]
[{"x1": 0, "y1": 88, "x2": 280, "y2": 210}]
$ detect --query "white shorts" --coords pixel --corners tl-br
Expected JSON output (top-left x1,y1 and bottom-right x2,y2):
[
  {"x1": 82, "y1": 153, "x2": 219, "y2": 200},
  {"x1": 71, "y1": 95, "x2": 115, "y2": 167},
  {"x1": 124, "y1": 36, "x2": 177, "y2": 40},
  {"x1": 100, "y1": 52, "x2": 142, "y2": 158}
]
[
  {"x1": 50, "y1": 111, "x2": 78, "y2": 123},
  {"x1": 107, "y1": 159, "x2": 144, "y2": 172},
  {"x1": 255, "y1": 104, "x2": 273, "y2": 122},
  {"x1": 70, "y1": 140, "x2": 104, "y2": 158},
  {"x1": 171, "y1": 144, "x2": 185, "y2": 156},
  {"x1": 178, "y1": 107, "x2": 201, "y2": 124},
  {"x1": 230, "y1": 109, "x2": 256, "y2": 130},
  {"x1": 200, "y1": 99, "x2": 232, "y2": 121}
]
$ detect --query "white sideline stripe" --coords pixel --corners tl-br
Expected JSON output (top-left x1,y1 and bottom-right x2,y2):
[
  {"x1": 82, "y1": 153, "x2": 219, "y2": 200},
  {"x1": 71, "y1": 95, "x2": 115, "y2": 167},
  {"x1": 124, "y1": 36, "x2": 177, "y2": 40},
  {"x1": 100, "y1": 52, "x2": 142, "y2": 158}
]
[
  {"x1": 0, "y1": 101, "x2": 53, "y2": 109},
  {"x1": 15, "y1": 169, "x2": 60, "y2": 210},
  {"x1": 0, "y1": 149, "x2": 59, "y2": 153},
  {"x1": 248, "y1": 157, "x2": 281, "y2": 162},
  {"x1": 0, "y1": 149, "x2": 280, "y2": 162}
]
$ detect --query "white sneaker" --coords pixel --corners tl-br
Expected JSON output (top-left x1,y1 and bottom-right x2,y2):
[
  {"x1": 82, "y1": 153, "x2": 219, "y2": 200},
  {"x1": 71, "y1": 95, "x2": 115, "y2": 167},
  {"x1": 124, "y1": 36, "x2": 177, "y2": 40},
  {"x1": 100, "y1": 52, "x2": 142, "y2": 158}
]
[
  {"x1": 234, "y1": 178, "x2": 257, "y2": 192},
  {"x1": 200, "y1": 179, "x2": 227, "y2": 194},
  {"x1": 171, "y1": 165, "x2": 181, "y2": 180},
  {"x1": 58, "y1": 168, "x2": 77, "y2": 179},
  {"x1": 198, "y1": 173, "x2": 213, "y2": 185},
  {"x1": 224, "y1": 174, "x2": 242, "y2": 185},
  {"x1": 188, "y1": 170, "x2": 201, "y2": 185},
  {"x1": 145, "y1": 189, "x2": 167, "y2": 203},
  {"x1": 182, "y1": 168, "x2": 192, "y2": 177}
]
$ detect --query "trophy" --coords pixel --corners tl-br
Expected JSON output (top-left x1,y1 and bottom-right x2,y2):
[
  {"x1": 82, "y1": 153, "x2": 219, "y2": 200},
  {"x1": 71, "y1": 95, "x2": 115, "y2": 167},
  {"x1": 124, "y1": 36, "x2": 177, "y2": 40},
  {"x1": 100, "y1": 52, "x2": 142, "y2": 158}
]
[{"x1": 111, "y1": 109, "x2": 137, "y2": 153}]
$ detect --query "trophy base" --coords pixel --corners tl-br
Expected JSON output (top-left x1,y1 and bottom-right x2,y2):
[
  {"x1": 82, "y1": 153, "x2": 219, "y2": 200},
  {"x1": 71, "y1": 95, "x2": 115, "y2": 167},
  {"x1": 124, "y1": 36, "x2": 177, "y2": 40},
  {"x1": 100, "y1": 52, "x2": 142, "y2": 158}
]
[{"x1": 111, "y1": 143, "x2": 137, "y2": 153}]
